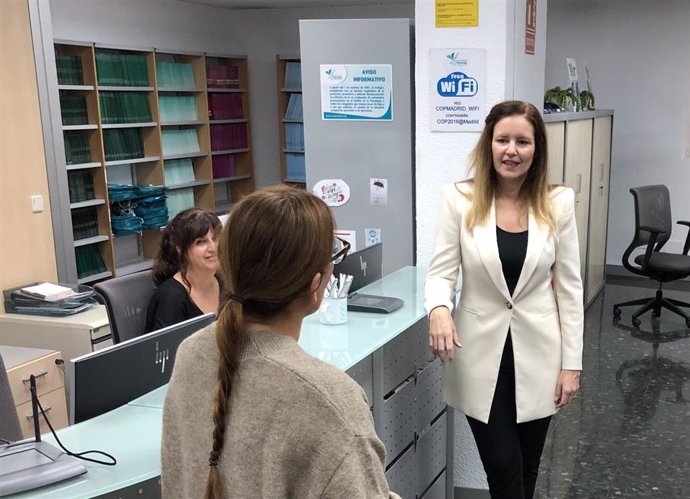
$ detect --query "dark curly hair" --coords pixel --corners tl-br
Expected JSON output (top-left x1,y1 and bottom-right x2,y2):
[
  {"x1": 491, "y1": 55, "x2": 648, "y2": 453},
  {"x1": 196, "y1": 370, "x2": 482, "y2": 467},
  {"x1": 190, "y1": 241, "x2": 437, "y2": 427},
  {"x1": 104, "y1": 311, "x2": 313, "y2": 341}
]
[{"x1": 151, "y1": 208, "x2": 222, "y2": 289}]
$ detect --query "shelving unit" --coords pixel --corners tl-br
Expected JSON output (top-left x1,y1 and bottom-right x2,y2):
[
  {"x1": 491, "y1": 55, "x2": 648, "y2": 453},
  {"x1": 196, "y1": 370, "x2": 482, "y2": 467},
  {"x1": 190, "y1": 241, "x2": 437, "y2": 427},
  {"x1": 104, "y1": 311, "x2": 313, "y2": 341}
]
[
  {"x1": 55, "y1": 43, "x2": 113, "y2": 284},
  {"x1": 206, "y1": 54, "x2": 255, "y2": 214},
  {"x1": 53, "y1": 42, "x2": 256, "y2": 283},
  {"x1": 276, "y1": 55, "x2": 305, "y2": 185}
]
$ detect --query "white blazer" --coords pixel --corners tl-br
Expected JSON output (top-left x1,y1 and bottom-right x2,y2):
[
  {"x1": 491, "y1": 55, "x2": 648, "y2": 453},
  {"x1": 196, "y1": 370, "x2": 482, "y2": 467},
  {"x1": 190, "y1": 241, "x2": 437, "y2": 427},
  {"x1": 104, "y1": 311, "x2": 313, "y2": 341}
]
[{"x1": 424, "y1": 182, "x2": 583, "y2": 423}]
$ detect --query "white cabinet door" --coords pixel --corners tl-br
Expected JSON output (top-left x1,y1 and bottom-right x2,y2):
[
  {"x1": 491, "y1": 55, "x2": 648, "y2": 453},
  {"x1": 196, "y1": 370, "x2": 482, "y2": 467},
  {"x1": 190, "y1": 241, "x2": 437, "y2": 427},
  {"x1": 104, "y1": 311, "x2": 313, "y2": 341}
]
[
  {"x1": 586, "y1": 116, "x2": 612, "y2": 302},
  {"x1": 564, "y1": 120, "x2": 593, "y2": 281},
  {"x1": 545, "y1": 122, "x2": 565, "y2": 184}
]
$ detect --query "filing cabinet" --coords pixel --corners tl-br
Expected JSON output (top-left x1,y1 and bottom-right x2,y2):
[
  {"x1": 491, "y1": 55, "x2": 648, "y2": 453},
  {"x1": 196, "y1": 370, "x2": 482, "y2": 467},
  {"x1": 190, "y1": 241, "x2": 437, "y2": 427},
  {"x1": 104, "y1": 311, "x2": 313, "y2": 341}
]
[
  {"x1": 1, "y1": 345, "x2": 69, "y2": 439},
  {"x1": 372, "y1": 317, "x2": 450, "y2": 498},
  {"x1": 0, "y1": 305, "x2": 112, "y2": 407}
]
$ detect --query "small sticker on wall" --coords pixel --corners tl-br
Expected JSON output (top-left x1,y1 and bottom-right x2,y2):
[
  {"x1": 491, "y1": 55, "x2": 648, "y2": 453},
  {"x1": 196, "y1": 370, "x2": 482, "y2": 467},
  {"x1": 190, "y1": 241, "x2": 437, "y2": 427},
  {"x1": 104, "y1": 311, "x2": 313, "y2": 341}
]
[
  {"x1": 313, "y1": 179, "x2": 350, "y2": 207},
  {"x1": 335, "y1": 230, "x2": 357, "y2": 253},
  {"x1": 365, "y1": 228, "x2": 381, "y2": 247},
  {"x1": 370, "y1": 178, "x2": 388, "y2": 205}
]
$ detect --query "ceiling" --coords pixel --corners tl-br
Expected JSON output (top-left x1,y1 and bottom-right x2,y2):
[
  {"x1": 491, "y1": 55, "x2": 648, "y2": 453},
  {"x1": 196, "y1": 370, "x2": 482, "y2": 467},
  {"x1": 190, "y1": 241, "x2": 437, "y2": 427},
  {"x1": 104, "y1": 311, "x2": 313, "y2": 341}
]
[{"x1": 176, "y1": 0, "x2": 412, "y2": 10}]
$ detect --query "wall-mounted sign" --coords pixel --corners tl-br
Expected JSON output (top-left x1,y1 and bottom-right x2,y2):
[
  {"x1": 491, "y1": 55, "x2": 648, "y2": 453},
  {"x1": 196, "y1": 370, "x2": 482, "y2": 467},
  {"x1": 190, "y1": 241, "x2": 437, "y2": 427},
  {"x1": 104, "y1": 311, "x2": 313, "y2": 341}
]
[
  {"x1": 435, "y1": 0, "x2": 479, "y2": 28},
  {"x1": 320, "y1": 64, "x2": 392, "y2": 121},
  {"x1": 525, "y1": 0, "x2": 537, "y2": 55},
  {"x1": 313, "y1": 179, "x2": 350, "y2": 207},
  {"x1": 335, "y1": 229, "x2": 357, "y2": 253},
  {"x1": 429, "y1": 48, "x2": 486, "y2": 132},
  {"x1": 370, "y1": 178, "x2": 388, "y2": 205}
]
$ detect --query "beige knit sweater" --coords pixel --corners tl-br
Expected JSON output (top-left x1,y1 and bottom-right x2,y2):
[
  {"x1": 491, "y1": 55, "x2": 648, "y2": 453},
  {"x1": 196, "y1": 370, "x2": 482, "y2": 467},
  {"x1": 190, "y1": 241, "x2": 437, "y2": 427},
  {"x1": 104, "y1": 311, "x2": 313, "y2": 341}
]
[{"x1": 161, "y1": 324, "x2": 397, "y2": 498}]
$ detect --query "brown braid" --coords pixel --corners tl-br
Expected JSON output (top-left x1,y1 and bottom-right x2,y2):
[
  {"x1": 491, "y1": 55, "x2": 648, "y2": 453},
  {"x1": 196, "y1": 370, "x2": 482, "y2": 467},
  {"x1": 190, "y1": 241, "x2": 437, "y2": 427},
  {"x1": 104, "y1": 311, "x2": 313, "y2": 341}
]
[
  {"x1": 204, "y1": 298, "x2": 246, "y2": 499},
  {"x1": 202, "y1": 185, "x2": 334, "y2": 498}
]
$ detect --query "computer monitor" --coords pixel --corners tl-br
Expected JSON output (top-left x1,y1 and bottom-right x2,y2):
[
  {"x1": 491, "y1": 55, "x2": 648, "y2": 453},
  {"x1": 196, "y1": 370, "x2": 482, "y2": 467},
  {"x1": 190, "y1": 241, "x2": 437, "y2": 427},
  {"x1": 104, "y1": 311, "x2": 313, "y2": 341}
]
[
  {"x1": 333, "y1": 242, "x2": 383, "y2": 295},
  {"x1": 70, "y1": 313, "x2": 215, "y2": 424}
]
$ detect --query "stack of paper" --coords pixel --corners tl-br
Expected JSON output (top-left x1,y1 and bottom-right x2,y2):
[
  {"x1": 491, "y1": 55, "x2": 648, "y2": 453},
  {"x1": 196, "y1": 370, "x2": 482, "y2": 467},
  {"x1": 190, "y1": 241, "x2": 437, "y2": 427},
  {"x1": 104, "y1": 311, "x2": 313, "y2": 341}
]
[{"x1": 19, "y1": 283, "x2": 76, "y2": 302}]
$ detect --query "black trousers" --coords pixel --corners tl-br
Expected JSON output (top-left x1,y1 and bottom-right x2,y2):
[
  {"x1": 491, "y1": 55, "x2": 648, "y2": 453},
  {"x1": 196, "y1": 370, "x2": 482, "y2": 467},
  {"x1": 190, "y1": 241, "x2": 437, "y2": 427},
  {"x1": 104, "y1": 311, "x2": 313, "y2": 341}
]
[{"x1": 466, "y1": 334, "x2": 551, "y2": 499}]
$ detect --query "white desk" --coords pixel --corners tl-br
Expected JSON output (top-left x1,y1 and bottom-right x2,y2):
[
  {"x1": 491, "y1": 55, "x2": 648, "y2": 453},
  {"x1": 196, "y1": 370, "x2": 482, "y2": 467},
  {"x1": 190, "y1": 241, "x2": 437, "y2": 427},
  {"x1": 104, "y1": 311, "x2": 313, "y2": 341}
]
[{"x1": 9, "y1": 267, "x2": 451, "y2": 499}]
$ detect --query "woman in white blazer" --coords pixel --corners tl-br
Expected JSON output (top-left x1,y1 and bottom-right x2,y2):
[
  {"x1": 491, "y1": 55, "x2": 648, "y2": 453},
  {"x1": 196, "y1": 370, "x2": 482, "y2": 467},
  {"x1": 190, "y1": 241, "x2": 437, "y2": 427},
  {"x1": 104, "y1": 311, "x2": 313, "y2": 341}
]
[{"x1": 425, "y1": 101, "x2": 583, "y2": 499}]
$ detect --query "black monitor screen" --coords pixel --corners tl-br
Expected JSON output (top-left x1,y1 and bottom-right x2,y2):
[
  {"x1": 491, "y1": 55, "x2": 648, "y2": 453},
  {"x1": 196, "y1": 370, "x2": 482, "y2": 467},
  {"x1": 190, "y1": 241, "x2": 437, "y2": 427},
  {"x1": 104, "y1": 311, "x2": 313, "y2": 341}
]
[
  {"x1": 70, "y1": 313, "x2": 215, "y2": 424},
  {"x1": 333, "y1": 243, "x2": 382, "y2": 295}
]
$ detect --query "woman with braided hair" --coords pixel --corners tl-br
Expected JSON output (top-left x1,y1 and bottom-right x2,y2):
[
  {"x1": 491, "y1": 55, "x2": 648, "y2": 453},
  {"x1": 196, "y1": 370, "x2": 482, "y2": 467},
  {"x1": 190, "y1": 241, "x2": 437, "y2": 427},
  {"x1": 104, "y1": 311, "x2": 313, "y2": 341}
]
[{"x1": 161, "y1": 185, "x2": 398, "y2": 498}]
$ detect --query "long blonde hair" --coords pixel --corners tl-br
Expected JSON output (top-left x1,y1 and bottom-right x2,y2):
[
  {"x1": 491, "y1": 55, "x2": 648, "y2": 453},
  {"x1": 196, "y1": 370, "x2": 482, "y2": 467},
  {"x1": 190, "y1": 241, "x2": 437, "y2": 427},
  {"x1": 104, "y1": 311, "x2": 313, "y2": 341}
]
[
  {"x1": 204, "y1": 185, "x2": 334, "y2": 498},
  {"x1": 463, "y1": 100, "x2": 555, "y2": 231}
]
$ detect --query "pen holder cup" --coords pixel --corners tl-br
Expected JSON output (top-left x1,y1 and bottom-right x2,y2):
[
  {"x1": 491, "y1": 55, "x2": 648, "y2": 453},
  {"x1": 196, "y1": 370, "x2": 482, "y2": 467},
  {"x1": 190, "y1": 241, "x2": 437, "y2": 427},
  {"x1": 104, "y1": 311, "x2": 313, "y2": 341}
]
[{"x1": 318, "y1": 297, "x2": 348, "y2": 325}]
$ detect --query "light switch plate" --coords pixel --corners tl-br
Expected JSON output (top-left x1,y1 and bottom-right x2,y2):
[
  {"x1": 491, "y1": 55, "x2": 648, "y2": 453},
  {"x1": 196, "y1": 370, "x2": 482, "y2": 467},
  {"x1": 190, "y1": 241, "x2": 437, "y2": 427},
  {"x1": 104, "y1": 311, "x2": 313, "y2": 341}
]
[{"x1": 31, "y1": 195, "x2": 44, "y2": 213}]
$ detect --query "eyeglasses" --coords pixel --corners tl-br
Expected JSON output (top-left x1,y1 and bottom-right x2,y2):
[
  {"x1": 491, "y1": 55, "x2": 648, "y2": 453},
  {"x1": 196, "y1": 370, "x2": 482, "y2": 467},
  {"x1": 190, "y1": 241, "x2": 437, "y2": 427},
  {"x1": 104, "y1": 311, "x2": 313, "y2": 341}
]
[{"x1": 332, "y1": 237, "x2": 350, "y2": 265}]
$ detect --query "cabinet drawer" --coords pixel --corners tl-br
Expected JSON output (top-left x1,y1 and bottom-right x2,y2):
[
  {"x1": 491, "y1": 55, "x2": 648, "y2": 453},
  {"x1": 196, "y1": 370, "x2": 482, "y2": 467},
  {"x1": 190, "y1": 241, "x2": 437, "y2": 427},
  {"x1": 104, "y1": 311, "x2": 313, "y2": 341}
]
[
  {"x1": 7, "y1": 351, "x2": 64, "y2": 406},
  {"x1": 379, "y1": 359, "x2": 444, "y2": 465},
  {"x1": 420, "y1": 469, "x2": 446, "y2": 499},
  {"x1": 91, "y1": 324, "x2": 112, "y2": 345},
  {"x1": 385, "y1": 439, "x2": 416, "y2": 499},
  {"x1": 16, "y1": 387, "x2": 69, "y2": 439},
  {"x1": 385, "y1": 411, "x2": 447, "y2": 499},
  {"x1": 416, "y1": 411, "x2": 447, "y2": 496},
  {"x1": 382, "y1": 317, "x2": 433, "y2": 395}
]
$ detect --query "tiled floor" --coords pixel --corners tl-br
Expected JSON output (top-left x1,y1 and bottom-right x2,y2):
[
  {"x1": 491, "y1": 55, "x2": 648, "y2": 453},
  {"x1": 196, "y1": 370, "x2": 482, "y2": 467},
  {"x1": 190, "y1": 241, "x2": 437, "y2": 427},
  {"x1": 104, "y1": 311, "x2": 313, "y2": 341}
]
[{"x1": 535, "y1": 283, "x2": 690, "y2": 499}]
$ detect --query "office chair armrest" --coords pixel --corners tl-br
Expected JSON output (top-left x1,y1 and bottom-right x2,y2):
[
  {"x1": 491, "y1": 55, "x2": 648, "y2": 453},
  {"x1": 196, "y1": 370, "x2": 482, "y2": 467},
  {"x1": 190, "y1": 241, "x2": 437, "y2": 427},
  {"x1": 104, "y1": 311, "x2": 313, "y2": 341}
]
[
  {"x1": 639, "y1": 225, "x2": 664, "y2": 270},
  {"x1": 677, "y1": 221, "x2": 690, "y2": 255}
]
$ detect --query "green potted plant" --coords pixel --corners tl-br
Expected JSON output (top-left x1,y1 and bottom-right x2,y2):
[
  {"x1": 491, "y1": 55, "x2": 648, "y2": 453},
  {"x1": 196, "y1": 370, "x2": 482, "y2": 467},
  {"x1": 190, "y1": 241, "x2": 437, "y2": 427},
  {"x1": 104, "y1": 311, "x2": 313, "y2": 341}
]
[
  {"x1": 544, "y1": 86, "x2": 581, "y2": 112},
  {"x1": 579, "y1": 90, "x2": 595, "y2": 110}
]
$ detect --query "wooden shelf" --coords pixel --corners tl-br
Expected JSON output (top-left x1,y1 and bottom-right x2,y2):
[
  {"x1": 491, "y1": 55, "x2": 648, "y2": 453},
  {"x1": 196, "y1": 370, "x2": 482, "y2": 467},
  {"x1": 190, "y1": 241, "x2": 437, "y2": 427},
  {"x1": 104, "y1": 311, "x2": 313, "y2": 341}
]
[
  {"x1": 157, "y1": 87, "x2": 205, "y2": 93},
  {"x1": 98, "y1": 86, "x2": 154, "y2": 92},
  {"x1": 165, "y1": 179, "x2": 211, "y2": 190},
  {"x1": 62, "y1": 124, "x2": 98, "y2": 131},
  {"x1": 105, "y1": 156, "x2": 160, "y2": 166},
  {"x1": 276, "y1": 57, "x2": 304, "y2": 184},
  {"x1": 211, "y1": 148, "x2": 249, "y2": 156},
  {"x1": 70, "y1": 198, "x2": 106, "y2": 209},
  {"x1": 162, "y1": 152, "x2": 207, "y2": 160},
  {"x1": 55, "y1": 44, "x2": 256, "y2": 284},
  {"x1": 101, "y1": 122, "x2": 158, "y2": 129},
  {"x1": 212, "y1": 174, "x2": 252, "y2": 184},
  {"x1": 66, "y1": 162, "x2": 101, "y2": 171},
  {"x1": 160, "y1": 120, "x2": 206, "y2": 127},
  {"x1": 209, "y1": 119, "x2": 247, "y2": 124},
  {"x1": 77, "y1": 271, "x2": 113, "y2": 285},
  {"x1": 58, "y1": 84, "x2": 95, "y2": 91},
  {"x1": 73, "y1": 235, "x2": 110, "y2": 247},
  {"x1": 206, "y1": 88, "x2": 245, "y2": 93}
]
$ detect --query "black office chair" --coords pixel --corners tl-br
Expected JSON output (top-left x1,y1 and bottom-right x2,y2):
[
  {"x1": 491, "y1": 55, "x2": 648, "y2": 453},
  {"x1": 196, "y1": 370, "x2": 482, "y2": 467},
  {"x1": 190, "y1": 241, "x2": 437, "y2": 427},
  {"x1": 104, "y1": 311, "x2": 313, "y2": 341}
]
[
  {"x1": 613, "y1": 185, "x2": 690, "y2": 327},
  {"x1": 0, "y1": 353, "x2": 22, "y2": 443},
  {"x1": 94, "y1": 270, "x2": 156, "y2": 343}
]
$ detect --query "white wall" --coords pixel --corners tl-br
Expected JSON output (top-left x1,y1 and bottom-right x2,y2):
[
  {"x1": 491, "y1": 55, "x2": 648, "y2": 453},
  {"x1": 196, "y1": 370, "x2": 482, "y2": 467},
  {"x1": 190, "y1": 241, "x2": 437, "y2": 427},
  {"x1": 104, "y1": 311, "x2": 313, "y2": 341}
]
[
  {"x1": 415, "y1": 0, "x2": 509, "y2": 269},
  {"x1": 546, "y1": 0, "x2": 690, "y2": 264},
  {"x1": 49, "y1": 0, "x2": 414, "y2": 188},
  {"x1": 512, "y1": 0, "x2": 548, "y2": 109}
]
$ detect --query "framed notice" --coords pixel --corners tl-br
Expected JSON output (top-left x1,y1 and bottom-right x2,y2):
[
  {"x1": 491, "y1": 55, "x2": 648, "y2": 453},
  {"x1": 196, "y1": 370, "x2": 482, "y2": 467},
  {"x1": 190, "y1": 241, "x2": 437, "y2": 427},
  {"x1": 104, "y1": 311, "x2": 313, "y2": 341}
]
[
  {"x1": 320, "y1": 64, "x2": 392, "y2": 121},
  {"x1": 429, "y1": 48, "x2": 486, "y2": 132}
]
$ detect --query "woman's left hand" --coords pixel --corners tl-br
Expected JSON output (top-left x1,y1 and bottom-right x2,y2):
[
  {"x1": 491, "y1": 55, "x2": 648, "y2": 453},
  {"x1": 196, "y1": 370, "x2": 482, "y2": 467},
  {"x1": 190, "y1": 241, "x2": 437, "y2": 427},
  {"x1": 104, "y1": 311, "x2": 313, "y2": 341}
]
[{"x1": 554, "y1": 369, "x2": 580, "y2": 408}]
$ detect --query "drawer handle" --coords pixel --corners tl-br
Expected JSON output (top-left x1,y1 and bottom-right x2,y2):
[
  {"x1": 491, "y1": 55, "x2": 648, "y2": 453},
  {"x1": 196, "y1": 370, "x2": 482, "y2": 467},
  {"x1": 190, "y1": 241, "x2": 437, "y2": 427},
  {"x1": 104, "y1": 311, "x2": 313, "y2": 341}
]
[
  {"x1": 26, "y1": 407, "x2": 51, "y2": 420},
  {"x1": 22, "y1": 371, "x2": 48, "y2": 383}
]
